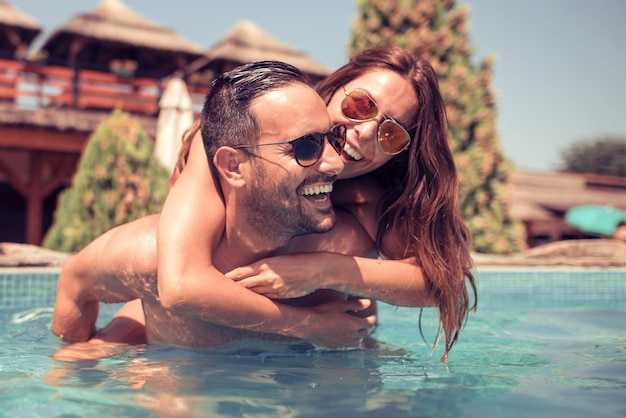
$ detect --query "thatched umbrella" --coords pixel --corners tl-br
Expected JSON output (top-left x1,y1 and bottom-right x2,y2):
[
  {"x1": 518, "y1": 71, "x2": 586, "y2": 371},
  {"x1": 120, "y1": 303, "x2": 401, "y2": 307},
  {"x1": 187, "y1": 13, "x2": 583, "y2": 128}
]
[
  {"x1": 180, "y1": 20, "x2": 332, "y2": 87},
  {"x1": 36, "y1": 0, "x2": 203, "y2": 78},
  {"x1": 0, "y1": 1, "x2": 41, "y2": 58}
]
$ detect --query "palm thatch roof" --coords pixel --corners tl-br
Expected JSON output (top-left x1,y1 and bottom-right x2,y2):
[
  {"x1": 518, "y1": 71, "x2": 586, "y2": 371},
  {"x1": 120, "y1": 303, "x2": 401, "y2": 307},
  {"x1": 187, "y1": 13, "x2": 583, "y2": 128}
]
[
  {"x1": 180, "y1": 20, "x2": 332, "y2": 86},
  {"x1": 0, "y1": 1, "x2": 41, "y2": 57},
  {"x1": 36, "y1": 0, "x2": 203, "y2": 78}
]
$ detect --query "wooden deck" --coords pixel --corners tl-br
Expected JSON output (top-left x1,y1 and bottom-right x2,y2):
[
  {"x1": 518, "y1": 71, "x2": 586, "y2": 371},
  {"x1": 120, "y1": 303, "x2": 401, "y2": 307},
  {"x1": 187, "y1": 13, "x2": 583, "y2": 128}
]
[{"x1": 0, "y1": 57, "x2": 204, "y2": 115}]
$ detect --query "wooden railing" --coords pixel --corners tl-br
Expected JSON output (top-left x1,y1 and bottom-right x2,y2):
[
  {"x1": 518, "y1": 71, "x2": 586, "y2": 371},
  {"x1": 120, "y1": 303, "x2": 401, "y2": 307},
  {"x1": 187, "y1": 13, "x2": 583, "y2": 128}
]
[{"x1": 0, "y1": 58, "x2": 205, "y2": 116}]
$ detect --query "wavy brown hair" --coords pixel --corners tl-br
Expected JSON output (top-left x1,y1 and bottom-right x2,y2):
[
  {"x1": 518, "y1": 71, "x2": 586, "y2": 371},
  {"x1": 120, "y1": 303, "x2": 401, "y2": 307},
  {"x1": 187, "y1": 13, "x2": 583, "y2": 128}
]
[
  {"x1": 171, "y1": 119, "x2": 200, "y2": 183},
  {"x1": 316, "y1": 45, "x2": 477, "y2": 361}
]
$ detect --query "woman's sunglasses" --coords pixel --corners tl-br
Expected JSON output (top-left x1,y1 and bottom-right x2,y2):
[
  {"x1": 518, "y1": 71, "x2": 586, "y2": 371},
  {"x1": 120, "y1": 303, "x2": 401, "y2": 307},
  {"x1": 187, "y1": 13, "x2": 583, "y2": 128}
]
[
  {"x1": 341, "y1": 87, "x2": 412, "y2": 155},
  {"x1": 233, "y1": 124, "x2": 347, "y2": 167}
]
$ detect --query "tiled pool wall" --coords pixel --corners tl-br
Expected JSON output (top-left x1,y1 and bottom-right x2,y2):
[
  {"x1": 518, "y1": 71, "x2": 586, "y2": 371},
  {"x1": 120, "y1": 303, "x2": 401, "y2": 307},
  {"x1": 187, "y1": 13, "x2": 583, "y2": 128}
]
[
  {"x1": 1, "y1": 267, "x2": 625, "y2": 311},
  {"x1": 0, "y1": 268, "x2": 61, "y2": 311},
  {"x1": 476, "y1": 268, "x2": 626, "y2": 310}
]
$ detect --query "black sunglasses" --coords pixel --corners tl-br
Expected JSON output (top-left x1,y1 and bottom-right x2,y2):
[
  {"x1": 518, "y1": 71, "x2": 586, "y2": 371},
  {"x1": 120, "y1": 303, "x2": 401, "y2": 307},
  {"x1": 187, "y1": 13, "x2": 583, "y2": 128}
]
[{"x1": 233, "y1": 125, "x2": 347, "y2": 167}]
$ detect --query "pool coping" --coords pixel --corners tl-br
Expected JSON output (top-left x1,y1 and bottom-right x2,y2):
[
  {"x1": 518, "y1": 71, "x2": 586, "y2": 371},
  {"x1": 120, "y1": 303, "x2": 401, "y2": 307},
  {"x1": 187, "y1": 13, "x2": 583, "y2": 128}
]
[{"x1": 2, "y1": 239, "x2": 626, "y2": 270}]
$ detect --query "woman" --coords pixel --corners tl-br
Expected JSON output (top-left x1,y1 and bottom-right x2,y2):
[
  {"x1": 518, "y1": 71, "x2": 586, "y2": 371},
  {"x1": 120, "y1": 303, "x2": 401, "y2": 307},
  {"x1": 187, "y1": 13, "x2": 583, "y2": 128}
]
[{"x1": 153, "y1": 45, "x2": 476, "y2": 361}]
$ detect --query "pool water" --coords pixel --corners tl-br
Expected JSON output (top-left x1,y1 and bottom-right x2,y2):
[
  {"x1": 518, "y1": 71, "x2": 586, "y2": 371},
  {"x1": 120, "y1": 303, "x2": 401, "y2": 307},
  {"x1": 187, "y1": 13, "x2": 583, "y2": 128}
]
[{"x1": 0, "y1": 268, "x2": 624, "y2": 417}]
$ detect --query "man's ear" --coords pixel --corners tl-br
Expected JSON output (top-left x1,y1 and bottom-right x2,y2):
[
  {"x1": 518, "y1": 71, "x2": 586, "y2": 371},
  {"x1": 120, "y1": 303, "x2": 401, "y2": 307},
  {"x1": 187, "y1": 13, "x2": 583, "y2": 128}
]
[{"x1": 213, "y1": 147, "x2": 247, "y2": 187}]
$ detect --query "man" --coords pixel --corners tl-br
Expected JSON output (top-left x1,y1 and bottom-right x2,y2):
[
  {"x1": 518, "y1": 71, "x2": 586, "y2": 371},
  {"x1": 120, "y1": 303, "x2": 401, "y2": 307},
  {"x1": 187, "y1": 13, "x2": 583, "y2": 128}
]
[{"x1": 52, "y1": 61, "x2": 375, "y2": 350}]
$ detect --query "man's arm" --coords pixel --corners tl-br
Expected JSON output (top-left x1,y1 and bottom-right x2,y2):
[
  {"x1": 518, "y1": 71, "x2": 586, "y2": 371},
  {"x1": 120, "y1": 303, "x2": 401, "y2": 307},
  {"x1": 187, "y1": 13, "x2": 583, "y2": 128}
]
[{"x1": 51, "y1": 215, "x2": 161, "y2": 342}]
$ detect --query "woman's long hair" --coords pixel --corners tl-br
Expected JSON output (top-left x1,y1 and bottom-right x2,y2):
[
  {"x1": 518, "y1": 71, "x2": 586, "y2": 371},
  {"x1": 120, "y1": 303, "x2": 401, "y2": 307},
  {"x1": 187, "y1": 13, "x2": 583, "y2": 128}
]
[{"x1": 317, "y1": 45, "x2": 477, "y2": 361}]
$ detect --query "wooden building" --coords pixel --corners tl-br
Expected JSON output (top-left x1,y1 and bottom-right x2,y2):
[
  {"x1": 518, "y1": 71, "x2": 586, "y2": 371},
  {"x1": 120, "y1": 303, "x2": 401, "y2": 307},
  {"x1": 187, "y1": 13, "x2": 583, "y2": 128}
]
[
  {"x1": 508, "y1": 170, "x2": 626, "y2": 247},
  {"x1": 0, "y1": 0, "x2": 203, "y2": 245}
]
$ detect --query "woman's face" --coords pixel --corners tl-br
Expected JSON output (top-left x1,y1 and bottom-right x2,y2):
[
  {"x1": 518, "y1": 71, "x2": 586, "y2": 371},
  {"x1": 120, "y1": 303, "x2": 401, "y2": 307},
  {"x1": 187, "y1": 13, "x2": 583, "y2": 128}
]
[{"x1": 326, "y1": 69, "x2": 418, "y2": 179}]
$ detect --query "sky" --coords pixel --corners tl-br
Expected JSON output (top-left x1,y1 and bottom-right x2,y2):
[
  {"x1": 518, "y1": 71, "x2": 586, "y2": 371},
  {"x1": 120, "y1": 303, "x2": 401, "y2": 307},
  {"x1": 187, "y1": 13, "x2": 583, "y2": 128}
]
[{"x1": 10, "y1": 0, "x2": 626, "y2": 172}]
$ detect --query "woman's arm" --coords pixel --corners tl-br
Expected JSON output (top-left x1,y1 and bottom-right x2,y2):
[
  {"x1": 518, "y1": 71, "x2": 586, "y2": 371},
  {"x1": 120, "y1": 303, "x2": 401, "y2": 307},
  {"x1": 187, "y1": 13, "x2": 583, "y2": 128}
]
[
  {"x1": 228, "y1": 252, "x2": 435, "y2": 307},
  {"x1": 156, "y1": 131, "x2": 225, "y2": 310}
]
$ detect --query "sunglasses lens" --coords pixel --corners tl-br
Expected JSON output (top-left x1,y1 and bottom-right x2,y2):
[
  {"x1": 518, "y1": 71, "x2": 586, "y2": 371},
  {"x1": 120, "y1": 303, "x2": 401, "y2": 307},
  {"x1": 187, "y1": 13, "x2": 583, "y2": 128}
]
[
  {"x1": 341, "y1": 90, "x2": 378, "y2": 121},
  {"x1": 293, "y1": 135, "x2": 323, "y2": 167},
  {"x1": 292, "y1": 125, "x2": 347, "y2": 167},
  {"x1": 329, "y1": 125, "x2": 347, "y2": 154},
  {"x1": 379, "y1": 119, "x2": 411, "y2": 155}
]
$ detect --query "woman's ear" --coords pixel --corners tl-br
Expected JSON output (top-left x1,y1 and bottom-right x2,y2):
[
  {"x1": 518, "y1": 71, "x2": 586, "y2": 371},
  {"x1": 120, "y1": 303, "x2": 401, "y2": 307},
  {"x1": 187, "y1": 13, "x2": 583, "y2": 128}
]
[{"x1": 213, "y1": 147, "x2": 247, "y2": 187}]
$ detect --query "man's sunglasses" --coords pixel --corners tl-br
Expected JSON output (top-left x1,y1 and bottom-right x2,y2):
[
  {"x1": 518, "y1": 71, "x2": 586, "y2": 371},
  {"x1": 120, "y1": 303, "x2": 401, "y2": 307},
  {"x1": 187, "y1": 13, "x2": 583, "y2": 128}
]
[
  {"x1": 233, "y1": 124, "x2": 347, "y2": 167},
  {"x1": 341, "y1": 87, "x2": 412, "y2": 155}
]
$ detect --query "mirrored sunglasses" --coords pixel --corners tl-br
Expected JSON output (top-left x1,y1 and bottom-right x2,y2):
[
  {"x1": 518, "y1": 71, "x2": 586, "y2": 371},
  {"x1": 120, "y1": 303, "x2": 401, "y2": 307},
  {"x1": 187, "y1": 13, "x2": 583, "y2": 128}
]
[
  {"x1": 341, "y1": 87, "x2": 411, "y2": 155},
  {"x1": 233, "y1": 124, "x2": 347, "y2": 167}
]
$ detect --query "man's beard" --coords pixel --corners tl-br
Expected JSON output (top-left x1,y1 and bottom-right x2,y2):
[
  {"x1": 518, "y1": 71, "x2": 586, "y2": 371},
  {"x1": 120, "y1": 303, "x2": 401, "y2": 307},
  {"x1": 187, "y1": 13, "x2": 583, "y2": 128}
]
[{"x1": 243, "y1": 162, "x2": 333, "y2": 244}]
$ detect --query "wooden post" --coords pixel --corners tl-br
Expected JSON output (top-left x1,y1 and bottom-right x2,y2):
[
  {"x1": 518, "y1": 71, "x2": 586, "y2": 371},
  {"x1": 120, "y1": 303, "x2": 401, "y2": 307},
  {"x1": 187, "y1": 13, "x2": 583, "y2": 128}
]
[
  {"x1": 26, "y1": 152, "x2": 43, "y2": 245},
  {"x1": 0, "y1": 150, "x2": 78, "y2": 245}
]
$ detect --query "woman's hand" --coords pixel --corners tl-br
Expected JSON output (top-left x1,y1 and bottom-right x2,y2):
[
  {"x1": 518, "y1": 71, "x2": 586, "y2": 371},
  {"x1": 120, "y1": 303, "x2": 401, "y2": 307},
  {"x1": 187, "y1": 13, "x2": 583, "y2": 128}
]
[{"x1": 226, "y1": 254, "x2": 328, "y2": 299}]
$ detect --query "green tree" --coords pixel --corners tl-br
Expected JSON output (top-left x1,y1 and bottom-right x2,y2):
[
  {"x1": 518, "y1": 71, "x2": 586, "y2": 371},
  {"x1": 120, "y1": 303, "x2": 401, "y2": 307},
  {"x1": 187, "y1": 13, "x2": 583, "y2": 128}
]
[
  {"x1": 43, "y1": 110, "x2": 170, "y2": 253},
  {"x1": 349, "y1": 0, "x2": 525, "y2": 253},
  {"x1": 560, "y1": 135, "x2": 626, "y2": 177}
]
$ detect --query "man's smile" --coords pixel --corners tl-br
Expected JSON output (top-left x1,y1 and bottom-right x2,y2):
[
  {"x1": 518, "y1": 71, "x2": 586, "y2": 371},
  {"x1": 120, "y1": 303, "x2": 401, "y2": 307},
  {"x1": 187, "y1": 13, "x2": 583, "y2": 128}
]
[
  {"x1": 301, "y1": 182, "x2": 334, "y2": 206},
  {"x1": 302, "y1": 183, "x2": 333, "y2": 196}
]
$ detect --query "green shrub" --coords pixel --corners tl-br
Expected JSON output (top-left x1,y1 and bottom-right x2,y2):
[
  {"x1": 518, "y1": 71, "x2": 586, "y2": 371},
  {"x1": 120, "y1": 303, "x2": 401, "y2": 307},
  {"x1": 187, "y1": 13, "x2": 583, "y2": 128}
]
[{"x1": 43, "y1": 110, "x2": 170, "y2": 252}]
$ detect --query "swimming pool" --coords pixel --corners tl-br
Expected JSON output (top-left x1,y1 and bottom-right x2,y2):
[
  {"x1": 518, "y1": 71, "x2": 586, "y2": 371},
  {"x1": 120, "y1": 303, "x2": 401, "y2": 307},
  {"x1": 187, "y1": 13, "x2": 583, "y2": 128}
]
[{"x1": 0, "y1": 267, "x2": 624, "y2": 417}]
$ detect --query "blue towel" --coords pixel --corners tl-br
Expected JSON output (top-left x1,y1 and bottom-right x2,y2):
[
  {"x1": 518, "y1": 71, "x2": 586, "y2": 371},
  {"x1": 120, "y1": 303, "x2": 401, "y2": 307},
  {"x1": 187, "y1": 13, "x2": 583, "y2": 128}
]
[{"x1": 565, "y1": 204, "x2": 626, "y2": 236}]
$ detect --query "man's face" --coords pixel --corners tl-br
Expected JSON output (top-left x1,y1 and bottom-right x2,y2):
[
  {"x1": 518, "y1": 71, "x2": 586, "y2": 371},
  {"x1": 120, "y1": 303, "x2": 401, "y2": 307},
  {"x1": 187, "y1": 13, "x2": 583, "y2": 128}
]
[{"x1": 242, "y1": 83, "x2": 344, "y2": 241}]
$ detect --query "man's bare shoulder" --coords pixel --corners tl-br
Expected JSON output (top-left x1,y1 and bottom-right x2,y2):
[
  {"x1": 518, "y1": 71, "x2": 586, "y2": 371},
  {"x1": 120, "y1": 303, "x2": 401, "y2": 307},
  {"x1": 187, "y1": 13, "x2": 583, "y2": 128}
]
[
  {"x1": 103, "y1": 214, "x2": 159, "y2": 243},
  {"x1": 76, "y1": 215, "x2": 160, "y2": 274}
]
